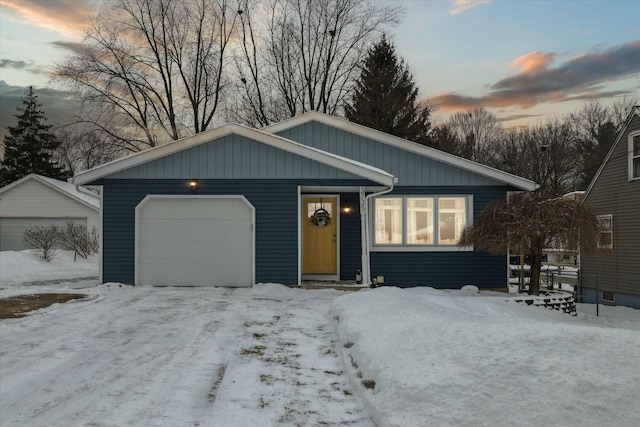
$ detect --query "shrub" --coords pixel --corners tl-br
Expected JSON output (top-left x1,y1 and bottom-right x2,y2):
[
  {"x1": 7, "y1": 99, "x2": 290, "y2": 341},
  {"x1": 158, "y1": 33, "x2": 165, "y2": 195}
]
[
  {"x1": 23, "y1": 226, "x2": 59, "y2": 262},
  {"x1": 57, "y1": 222, "x2": 99, "y2": 260}
]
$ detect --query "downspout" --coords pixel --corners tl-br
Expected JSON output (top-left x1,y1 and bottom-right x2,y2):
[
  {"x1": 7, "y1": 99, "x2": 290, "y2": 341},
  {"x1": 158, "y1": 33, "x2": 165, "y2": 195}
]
[{"x1": 361, "y1": 180, "x2": 396, "y2": 286}]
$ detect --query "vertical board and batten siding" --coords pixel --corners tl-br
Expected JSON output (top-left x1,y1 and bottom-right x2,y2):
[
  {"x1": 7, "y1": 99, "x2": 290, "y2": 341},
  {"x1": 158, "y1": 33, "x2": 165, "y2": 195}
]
[
  {"x1": 581, "y1": 114, "x2": 640, "y2": 299},
  {"x1": 107, "y1": 134, "x2": 364, "y2": 181},
  {"x1": 275, "y1": 122, "x2": 505, "y2": 187},
  {"x1": 370, "y1": 186, "x2": 510, "y2": 288}
]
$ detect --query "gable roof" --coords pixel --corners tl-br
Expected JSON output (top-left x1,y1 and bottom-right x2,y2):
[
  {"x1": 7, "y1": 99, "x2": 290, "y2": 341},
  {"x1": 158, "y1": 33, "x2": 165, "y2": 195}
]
[
  {"x1": 0, "y1": 173, "x2": 100, "y2": 210},
  {"x1": 73, "y1": 123, "x2": 396, "y2": 187},
  {"x1": 263, "y1": 111, "x2": 538, "y2": 191},
  {"x1": 582, "y1": 105, "x2": 640, "y2": 202}
]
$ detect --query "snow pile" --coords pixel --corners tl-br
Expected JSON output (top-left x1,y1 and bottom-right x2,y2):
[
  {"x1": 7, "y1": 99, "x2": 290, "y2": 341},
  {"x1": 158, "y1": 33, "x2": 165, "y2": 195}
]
[
  {"x1": 331, "y1": 286, "x2": 640, "y2": 427},
  {"x1": 0, "y1": 250, "x2": 98, "y2": 286}
]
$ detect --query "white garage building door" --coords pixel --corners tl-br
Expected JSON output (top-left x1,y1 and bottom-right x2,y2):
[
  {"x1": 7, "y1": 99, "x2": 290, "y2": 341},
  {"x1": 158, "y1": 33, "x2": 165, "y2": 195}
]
[
  {"x1": 136, "y1": 196, "x2": 254, "y2": 287},
  {"x1": 0, "y1": 218, "x2": 87, "y2": 251}
]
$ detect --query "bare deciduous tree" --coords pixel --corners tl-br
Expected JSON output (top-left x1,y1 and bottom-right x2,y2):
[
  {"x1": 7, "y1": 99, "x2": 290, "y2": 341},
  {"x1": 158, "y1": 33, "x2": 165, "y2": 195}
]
[
  {"x1": 494, "y1": 118, "x2": 582, "y2": 199},
  {"x1": 54, "y1": 0, "x2": 240, "y2": 151},
  {"x1": 566, "y1": 97, "x2": 638, "y2": 188},
  {"x1": 23, "y1": 226, "x2": 59, "y2": 262},
  {"x1": 58, "y1": 223, "x2": 100, "y2": 261},
  {"x1": 459, "y1": 192, "x2": 599, "y2": 295},
  {"x1": 231, "y1": 0, "x2": 403, "y2": 126},
  {"x1": 447, "y1": 108, "x2": 502, "y2": 164},
  {"x1": 54, "y1": 124, "x2": 123, "y2": 174}
]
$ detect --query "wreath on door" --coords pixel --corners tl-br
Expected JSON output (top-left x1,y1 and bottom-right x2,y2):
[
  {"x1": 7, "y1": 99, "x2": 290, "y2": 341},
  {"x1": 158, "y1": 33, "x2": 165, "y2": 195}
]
[
  {"x1": 309, "y1": 198, "x2": 332, "y2": 227},
  {"x1": 310, "y1": 207, "x2": 331, "y2": 227}
]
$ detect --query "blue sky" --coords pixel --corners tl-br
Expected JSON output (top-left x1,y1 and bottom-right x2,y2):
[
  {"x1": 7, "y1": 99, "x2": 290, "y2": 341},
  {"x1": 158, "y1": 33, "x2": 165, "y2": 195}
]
[{"x1": 0, "y1": 0, "x2": 639, "y2": 130}]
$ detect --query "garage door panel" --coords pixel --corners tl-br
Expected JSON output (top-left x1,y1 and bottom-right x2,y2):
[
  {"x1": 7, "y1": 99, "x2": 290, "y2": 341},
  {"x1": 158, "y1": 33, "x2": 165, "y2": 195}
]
[
  {"x1": 136, "y1": 196, "x2": 254, "y2": 287},
  {"x1": 139, "y1": 241, "x2": 251, "y2": 265},
  {"x1": 0, "y1": 218, "x2": 86, "y2": 251},
  {"x1": 139, "y1": 218, "x2": 251, "y2": 242},
  {"x1": 140, "y1": 263, "x2": 251, "y2": 287},
  {"x1": 141, "y1": 199, "x2": 252, "y2": 220}
]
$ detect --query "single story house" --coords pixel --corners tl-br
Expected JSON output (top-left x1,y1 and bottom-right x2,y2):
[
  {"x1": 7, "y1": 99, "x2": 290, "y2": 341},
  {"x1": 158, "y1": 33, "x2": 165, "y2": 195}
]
[
  {"x1": 580, "y1": 106, "x2": 640, "y2": 308},
  {"x1": 73, "y1": 112, "x2": 536, "y2": 288},
  {"x1": 0, "y1": 173, "x2": 100, "y2": 251}
]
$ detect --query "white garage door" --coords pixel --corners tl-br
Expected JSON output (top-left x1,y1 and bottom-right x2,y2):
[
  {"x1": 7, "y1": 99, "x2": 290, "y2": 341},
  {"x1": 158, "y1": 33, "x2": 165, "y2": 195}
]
[
  {"x1": 0, "y1": 218, "x2": 87, "y2": 251},
  {"x1": 136, "y1": 196, "x2": 254, "y2": 287}
]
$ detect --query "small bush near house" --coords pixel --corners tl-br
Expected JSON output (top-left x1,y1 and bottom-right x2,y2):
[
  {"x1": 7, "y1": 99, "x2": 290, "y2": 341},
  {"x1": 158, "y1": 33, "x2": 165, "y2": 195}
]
[
  {"x1": 57, "y1": 222, "x2": 99, "y2": 261},
  {"x1": 23, "y1": 226, "x2": 59, "y2": 262}
]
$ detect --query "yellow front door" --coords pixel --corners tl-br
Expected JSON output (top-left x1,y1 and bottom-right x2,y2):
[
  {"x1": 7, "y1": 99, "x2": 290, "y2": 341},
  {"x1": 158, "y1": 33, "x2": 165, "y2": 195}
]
[{"x1": 302, "y1": 196, "x2": 337, "y2": 275}]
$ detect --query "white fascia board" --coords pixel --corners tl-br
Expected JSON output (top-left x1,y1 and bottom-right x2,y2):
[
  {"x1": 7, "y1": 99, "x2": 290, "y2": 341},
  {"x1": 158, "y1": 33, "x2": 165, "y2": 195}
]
[
  {"x1": 263, "y1": 111, "x2": 538, "y2": 191},
  {"x1": 73, "y1": 127, "x2": 237, "y2": 185},
  {"x1": 73, "y1": 123, "x2": 396, "y2": 187},
  {"x1": 582, "y1": 106, "x2": 640, "y2": 203},
  {"x1": 0, "y1": 173, "x2": 99, "y2": 212}
]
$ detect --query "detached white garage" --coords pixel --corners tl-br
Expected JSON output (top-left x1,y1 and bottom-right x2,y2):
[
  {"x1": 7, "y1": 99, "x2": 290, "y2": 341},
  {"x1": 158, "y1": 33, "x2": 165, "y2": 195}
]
[
  {"x1": 0, "y1": 174, "x2": 100, "y2": 251},
  {"x1": 135, "y1": 195, "x2": 255, "y2": 287}
]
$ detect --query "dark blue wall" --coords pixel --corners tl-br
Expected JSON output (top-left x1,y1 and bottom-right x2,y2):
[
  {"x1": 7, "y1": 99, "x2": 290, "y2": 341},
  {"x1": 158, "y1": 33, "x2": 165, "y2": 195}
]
[
  {"x1": 100, "y1": 179, "x2": 375, "y2": 285},
  {"x1": 101, "y1": 179, "x2": 301, "y2": 284},
  {"x1": 99, "y1": 179, "x2": 512, "y2": 288},
  {"x1": 338, "y1": 191, "x2": 362, "y2": 281},
  {"x1": 369, "y1": 186, "x2": 510, "y2": 288}
]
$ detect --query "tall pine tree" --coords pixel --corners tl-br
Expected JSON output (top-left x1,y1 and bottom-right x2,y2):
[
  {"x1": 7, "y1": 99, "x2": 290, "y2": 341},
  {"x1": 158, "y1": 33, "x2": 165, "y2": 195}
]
[
  {"x1": 345, "y1": 35, "x2": 431, "y2": 143},
  {"x1": 0, "y1": 86, "x2": 69, "y2": 186}
]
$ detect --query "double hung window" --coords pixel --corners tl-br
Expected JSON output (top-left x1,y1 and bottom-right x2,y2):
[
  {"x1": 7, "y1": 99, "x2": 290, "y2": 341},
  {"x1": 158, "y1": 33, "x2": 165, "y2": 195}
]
[
  {"x1": 597, "y1": 214, "x2": 613, "y2": 249},
  {"x1": 630, "y1": 132, "x2": 640, "y2": 181}
]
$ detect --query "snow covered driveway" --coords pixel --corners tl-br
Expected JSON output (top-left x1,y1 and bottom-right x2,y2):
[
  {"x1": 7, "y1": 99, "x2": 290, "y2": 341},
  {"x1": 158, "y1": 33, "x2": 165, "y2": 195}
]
[{"x1": 0, "y1": 283, "x2": 373, "y2": 427}]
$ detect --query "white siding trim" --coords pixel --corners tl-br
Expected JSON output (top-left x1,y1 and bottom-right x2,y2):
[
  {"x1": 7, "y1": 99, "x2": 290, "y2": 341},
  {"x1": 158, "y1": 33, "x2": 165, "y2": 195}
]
[{"x1": 628, "y1": 130, "x2": 640, "y2": 182}]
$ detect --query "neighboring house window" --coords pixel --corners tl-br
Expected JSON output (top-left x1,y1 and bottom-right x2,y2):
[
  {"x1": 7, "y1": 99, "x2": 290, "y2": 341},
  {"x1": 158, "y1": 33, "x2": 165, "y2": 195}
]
[
  {"x1": 601, "y1": 290, "x2": 615, "y2": 303},
  {"x1": 631, "y1": 131, "x2": 640, "y2": 181},
  {"x1": 374, "y1": 196, "x2": 470, "y2": 248},
  {"x1": 597, "y1": 214, "x2": 613, "y2": 249}
]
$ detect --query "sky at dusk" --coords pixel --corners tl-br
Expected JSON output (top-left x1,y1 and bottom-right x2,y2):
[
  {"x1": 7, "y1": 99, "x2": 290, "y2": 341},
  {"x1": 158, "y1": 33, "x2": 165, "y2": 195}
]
[{"x1": 0, "y1": 0, "x2": 639, "y2": 133}]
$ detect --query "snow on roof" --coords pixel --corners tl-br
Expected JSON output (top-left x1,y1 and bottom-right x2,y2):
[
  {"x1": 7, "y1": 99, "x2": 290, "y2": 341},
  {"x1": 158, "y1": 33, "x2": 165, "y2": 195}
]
[{"x1": 0, "y1": 174, "x2": 100, "y2": 210}]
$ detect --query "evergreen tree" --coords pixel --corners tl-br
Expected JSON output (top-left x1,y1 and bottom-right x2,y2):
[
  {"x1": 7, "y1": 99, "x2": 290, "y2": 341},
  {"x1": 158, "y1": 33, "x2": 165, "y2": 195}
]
[
  {"x1": 0, "y1": 86, "x2": 69, "y2": 186},
  {"x1": 345, "y1": 35, "x2": 431, "y2": 143}
]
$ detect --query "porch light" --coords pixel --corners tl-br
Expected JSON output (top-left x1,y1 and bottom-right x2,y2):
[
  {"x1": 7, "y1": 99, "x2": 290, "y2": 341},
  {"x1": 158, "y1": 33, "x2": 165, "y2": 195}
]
[
  {"x1": 342, "y1": 206, "x2": 352, "y2": 214},
  {"x1": 188, "y1": 180, "x2": 198, "y2": 190}
]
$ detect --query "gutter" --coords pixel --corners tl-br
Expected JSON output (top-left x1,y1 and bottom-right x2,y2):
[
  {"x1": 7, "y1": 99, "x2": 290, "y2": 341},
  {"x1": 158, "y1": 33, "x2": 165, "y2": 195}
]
[{"x1": 360, "y1": 179, "x2": 397, "y2": 286}]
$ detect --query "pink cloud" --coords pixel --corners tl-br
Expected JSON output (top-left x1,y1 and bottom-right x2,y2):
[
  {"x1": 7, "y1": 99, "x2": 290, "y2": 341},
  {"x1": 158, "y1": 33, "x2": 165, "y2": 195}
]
[
  {"x1": 449, "y1": 0, "x2": 493, "y2": 16},
  {"x1": 432, "y1": 40, "x2": 640, "y2": 112},
  {"x1": 0, "y1": 0, "x2": 96, "y2": 37},
  {"x1": 509, "y1": 51, "x2": 557, "y2": 74}
]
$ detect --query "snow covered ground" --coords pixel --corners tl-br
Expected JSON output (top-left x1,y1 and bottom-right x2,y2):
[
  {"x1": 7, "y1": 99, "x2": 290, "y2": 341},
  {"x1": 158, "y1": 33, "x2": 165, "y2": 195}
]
[
  {"x1": 0, "y1": 250, "x2": 98, "y2": 286},
  {"x1": 1, "y1": 250, "x2": 639, "y2": 427}
]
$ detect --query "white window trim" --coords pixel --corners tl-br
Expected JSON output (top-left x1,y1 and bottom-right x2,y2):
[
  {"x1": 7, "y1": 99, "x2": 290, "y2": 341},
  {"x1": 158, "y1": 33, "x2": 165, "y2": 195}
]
[
  {"x1": 370, "y1": 195, "x2": 474, "y2": 252},
  {"x1": 597, "y1": 214, "x2": 613, "y2": 249},
  {"x1": 629, "y1": 130, "x2": 640, "y2": 182}
]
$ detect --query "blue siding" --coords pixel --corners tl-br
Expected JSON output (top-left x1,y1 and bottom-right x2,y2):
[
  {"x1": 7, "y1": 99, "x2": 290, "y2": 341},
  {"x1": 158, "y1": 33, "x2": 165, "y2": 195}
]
[
  {"x1": 100, "y1": 178, "x2": 377, "y2": 285},
  {"x1": 107, "y1": 134, "x2": 364, "y2": 180},
  {"x1": 338, "y1": 192, "x2": 362, "y2": 281},
  {"x1": 369, "y1": 186, "x2": 510, "y2": 288},
  {"x1": 100, "y1": 181, "x2": 512, "y2": 287},
  {"x1": 102, "y1": 180, "x2": 300, "y2": 284},
  {"x1": 276, "y1": 121, "x2": 505, "y2": 186}
]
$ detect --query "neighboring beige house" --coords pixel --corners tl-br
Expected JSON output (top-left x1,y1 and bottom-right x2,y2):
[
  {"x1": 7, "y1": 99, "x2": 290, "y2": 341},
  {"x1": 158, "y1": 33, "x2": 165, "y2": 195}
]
[
  {"x1": 580, "y1": 106, "x2": 640, "y2": 308},
  {"x1": 0, "y1": 174, "x2": 100, "y2": 251}
]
